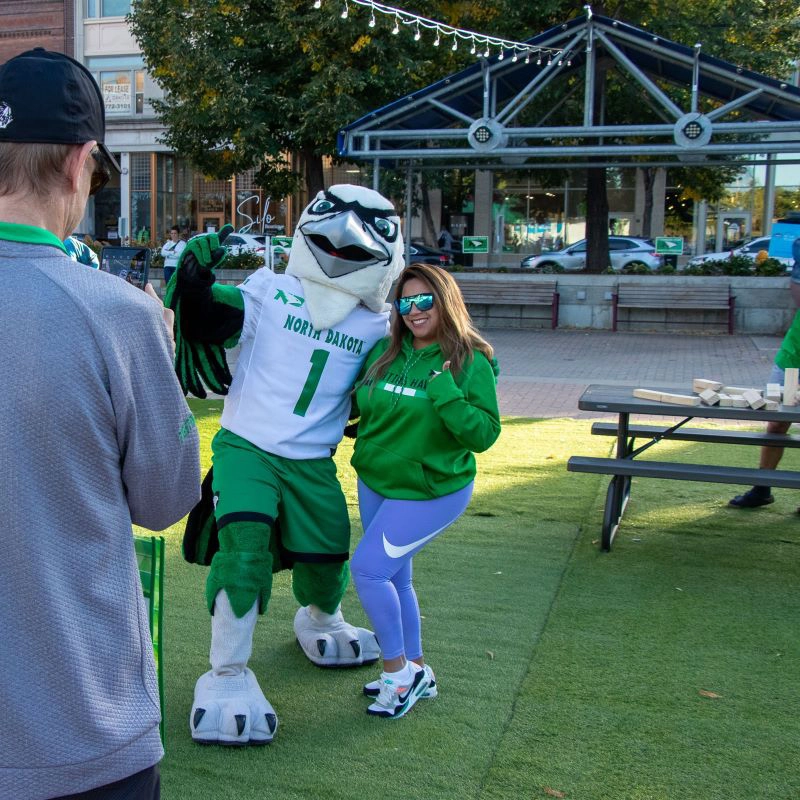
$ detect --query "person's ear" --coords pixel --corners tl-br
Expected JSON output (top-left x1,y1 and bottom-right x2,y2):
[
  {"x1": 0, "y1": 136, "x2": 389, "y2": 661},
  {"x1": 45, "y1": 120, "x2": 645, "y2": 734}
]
[{"x1": 66, "y1": 141, "x2": 96, "y2": 194}]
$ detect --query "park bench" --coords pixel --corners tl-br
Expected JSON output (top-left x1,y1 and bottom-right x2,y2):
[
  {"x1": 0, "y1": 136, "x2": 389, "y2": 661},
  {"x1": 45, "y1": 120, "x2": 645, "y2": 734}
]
[
  {"x1": 457, "y1": 280, "x2": 560, "y2": 329},
  {"x1": 612, "y1": 283, "x2": 735, "y2": 334}
]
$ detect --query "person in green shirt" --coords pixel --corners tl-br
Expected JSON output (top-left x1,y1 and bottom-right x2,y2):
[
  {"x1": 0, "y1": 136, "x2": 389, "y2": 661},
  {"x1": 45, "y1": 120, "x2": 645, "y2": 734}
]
[
  {"x1": 729, "y1": 286, "x2": 800, "y2": 509},
  {"x1": 350, "y1": 262, "x2": 501, "y2": 719}
]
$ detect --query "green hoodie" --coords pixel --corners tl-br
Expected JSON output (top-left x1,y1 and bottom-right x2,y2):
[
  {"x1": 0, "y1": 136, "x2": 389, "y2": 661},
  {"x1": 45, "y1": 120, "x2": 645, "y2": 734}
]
[{"x1": 352, "y1": 334, "x2": 501, "y2": 500}]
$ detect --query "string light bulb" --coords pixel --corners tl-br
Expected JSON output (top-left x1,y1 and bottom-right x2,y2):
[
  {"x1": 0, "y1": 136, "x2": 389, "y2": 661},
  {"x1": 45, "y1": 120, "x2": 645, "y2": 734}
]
[{"x1": 321, "y1": 0, "x2": 565, "y2": 66}]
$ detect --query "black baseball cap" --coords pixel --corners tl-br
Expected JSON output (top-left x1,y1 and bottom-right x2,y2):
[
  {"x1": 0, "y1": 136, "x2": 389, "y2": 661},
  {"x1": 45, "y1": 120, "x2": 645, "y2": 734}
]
[{"x1": 0, "y1": 48, "x2": 120, "y2": 174}]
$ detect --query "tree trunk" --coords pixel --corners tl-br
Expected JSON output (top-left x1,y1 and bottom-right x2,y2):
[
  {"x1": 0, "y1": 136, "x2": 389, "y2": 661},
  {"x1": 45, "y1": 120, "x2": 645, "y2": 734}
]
[
  {"x1": 302, "y1": 148, "x2": 325, "y2": 197},
  {"x1": 585, "y1": 166, "x2": 610, "y2": 273},
  {"x1": 641, "y1": 167, "x2": 655, "y2": 238},
  {"x1": 420, "y1": 177, "x2": 437, "y2": 247},
  {"x1": 584, "y1": 50, "x2": 610, "y2": 273}
]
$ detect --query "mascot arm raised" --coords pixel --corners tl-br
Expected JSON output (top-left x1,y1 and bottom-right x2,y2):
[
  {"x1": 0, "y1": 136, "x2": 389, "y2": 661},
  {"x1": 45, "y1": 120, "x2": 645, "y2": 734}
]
[{"x1": 165, "y1": 225, "x2": 245, "y2": 398}]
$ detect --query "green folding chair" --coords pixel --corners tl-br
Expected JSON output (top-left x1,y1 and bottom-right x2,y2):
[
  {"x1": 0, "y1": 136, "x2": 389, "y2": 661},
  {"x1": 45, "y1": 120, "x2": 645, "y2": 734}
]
[{"x1": 134, "y1": 535, "x2": 166, "y2": 745}]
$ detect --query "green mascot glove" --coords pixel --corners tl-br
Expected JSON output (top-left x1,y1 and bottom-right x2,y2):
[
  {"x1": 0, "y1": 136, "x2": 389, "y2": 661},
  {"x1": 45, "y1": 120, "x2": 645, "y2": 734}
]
[{"x1": 166, "y1": 224, "x2": 243, "y2": 398}]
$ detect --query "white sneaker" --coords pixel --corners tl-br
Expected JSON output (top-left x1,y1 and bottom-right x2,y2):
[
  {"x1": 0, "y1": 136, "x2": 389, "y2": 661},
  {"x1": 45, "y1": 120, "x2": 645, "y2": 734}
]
[
  {"x1": 364, "y1": 663, "x2": 437, "y2": 700},
  {"x1": 366, "y1": 664, "x2": 431, "y2": 719}
]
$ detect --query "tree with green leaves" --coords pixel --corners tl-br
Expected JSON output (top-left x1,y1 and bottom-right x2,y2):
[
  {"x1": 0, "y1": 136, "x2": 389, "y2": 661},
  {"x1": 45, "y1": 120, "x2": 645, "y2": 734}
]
[{"x1": 128, "y1": 0, "x2": 543, "y2": 201}]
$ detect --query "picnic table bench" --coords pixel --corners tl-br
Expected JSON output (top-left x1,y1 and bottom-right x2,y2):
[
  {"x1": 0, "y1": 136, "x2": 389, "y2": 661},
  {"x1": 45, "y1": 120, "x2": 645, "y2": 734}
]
[
  {"x1": 612, "y1": 283, "x2": 735, "y2": 334},
  {"x1": 566, "y1": 384, "x2": 800, "y2": 550},
  {"x1": 458, "y1": 280, "x2": 560, "y2": 329}
]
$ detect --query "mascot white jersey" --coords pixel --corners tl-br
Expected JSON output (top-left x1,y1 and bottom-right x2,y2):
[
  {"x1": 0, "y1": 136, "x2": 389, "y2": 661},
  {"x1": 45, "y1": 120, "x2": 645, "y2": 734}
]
[{"x1": 167, "y1": 185, "x2": 405, "y2": 745}]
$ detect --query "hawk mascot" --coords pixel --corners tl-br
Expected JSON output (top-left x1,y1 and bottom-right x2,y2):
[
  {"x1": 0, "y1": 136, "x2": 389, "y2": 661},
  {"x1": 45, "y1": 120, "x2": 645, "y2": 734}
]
[{"x1": 168, "y1": 185, "x2": 405, "y2": 745}]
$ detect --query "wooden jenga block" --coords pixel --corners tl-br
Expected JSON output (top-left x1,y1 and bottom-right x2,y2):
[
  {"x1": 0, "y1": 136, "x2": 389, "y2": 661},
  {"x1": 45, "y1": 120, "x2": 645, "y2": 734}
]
[
  {"x1": 783, "y1": 368, "x2": 799, "y2": 406},
  {"x1": 741, "y1": 388, "x2": 766, "y2": 409},
  {"x1": 731, "y1": 395, "x2": 749, "y2": 408},
  {"x1": 692, "y1": 378, "x2": 723, "y2": 393},
  {"x1": 633, "y1": 388, "x2": 663, "y2": 402},
  {"x1": 718, "y1": 393, "x2": 733, "y2": 407},
  {"x1": 721, "y1": 385, "x2": 759, "y2": 396},
  {"x1": 699, "y1": 388, "x2": 720, "y2": 405},
  {"x1": 657, "y1": 391, "x2": 702, "y2": 406},
  {"x1": 764, "y1": 399, "x2": 780, "y2": 411},
  {"x1": 765, "y1": 383, "x2": 782, "y2": 402}
]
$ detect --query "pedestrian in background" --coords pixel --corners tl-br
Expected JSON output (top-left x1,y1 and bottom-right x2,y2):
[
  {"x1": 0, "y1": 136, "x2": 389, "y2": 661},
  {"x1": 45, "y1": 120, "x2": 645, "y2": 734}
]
[
  {"x1": 0, "y1": 48, "x2": 200, "y2": 800},
  {"x1": 160, "y1": 224, "x2": 185, "y2": 283}
]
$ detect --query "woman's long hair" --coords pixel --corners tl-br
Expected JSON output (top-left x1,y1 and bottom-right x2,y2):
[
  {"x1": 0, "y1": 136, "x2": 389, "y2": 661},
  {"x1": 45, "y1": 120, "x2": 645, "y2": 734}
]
[{"x1": 365, "y1": 262, "x2": 494, "y2": 382}]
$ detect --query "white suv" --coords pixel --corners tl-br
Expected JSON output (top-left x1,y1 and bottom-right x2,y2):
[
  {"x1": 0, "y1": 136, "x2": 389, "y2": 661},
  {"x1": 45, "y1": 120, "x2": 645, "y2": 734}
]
[
  {"x1": 688, "y1": 236, "x2": 793, "y2": 270},
  {"x1": 521, "y1": 236, "x2": 663, "y2": 271}
]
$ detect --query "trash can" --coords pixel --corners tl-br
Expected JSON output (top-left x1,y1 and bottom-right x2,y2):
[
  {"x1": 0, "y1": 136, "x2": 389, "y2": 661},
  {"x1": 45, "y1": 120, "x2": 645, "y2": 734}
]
[{"x1": 663, "y1": 254, "x2": 678, "y2": 268}]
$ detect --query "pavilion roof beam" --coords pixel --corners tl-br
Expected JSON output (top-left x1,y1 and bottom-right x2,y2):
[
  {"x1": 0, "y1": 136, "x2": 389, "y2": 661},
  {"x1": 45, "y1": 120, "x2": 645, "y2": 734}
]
[
  {"x1": 494, "y1": 30, "x2": 587, "y2": 125},
  {"x1": 706, "y1": 88, "x2": 765, "y2": 122},
  {"x1": 594, "y1": 29, "x2": 684, "y2": 120}
]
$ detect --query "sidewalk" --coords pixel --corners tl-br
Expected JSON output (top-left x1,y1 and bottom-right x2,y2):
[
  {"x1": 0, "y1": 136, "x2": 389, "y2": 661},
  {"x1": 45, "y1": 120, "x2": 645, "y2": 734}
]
[{"x1": 491, "y1": 329, "x2": 782, "y2": 418}]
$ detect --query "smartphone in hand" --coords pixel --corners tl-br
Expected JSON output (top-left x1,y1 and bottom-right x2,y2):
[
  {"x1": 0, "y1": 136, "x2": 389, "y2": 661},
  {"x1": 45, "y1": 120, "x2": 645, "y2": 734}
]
[{"x1": 100, "y1": 246, "x2": 151, "y2": 290}]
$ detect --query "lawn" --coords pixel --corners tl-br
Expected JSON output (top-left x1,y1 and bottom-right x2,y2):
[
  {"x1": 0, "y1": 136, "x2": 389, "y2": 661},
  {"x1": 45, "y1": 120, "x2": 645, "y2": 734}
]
[{"x1": 142, "y1": 402, "x2": 800, "y2": 800}]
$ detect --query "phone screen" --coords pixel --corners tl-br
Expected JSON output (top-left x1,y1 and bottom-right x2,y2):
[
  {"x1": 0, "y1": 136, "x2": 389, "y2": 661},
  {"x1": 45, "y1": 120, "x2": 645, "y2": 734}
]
[{"x1": 100, "y1": 246, "x2": 151, "y2": 290}]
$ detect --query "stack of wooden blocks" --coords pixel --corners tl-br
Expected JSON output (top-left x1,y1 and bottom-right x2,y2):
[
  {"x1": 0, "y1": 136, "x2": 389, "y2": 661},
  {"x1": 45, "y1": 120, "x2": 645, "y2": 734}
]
[{"x1": 633, "y1": 367, "x2": 800, "y2": 409}]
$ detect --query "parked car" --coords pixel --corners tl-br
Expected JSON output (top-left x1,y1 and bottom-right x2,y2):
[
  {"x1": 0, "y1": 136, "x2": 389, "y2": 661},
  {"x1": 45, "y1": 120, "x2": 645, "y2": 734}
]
[
  {"x1": 687, "y1": 236, "x2": 793, "y2": 270},
  {"x1": 520, "y1": 236, "x2": 663, "y2": 271},
  {"x1": 224, "y1": 232, "x2": 267, "y2": 258},
  {"x1": 408, "y1": 243, "x2": 453, "y2": 267}
]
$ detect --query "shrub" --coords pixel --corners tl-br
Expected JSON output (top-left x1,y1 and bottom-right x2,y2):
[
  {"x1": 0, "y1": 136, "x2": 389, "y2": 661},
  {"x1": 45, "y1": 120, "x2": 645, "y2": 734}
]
[
  {"x1": 721, "y1": 255, "x2": 755, "y2": 276},
  {"x1": 533, "y1": 263, "x2": 564, "y2": 274},
  {"x1": 224, "y1": 251, "x2": 268, "y2": 270},
  {"x1": 755, "y1": 258, "x2": 786, "y2": 277},
  {"x1": 619, "y1": 263, "x2": 652, "y2": 275}
]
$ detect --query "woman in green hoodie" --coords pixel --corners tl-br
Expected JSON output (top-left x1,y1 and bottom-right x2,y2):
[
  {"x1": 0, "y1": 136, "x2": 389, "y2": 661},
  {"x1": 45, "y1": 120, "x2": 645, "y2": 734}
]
[{"x1": 350, "y1": 262, "x2": 501, "y2": 719}]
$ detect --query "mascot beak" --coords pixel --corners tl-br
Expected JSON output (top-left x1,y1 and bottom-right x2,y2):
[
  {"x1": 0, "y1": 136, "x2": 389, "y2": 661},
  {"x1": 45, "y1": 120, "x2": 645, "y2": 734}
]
[{"x1": 300, "y1": 210, "x2": 391, "y2": 278}]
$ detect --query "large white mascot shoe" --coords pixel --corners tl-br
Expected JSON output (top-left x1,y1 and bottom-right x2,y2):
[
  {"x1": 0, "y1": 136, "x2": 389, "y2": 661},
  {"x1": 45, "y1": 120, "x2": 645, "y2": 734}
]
[
  {"x1": 294, "y1": 605, "x2": 381, "y2": 667},
  {"x1": 190, "y1": 591, "x2": 278, "y2": 745},
  {"x1": 190, "y1": 668, "x2": 278, "y2": 746}
]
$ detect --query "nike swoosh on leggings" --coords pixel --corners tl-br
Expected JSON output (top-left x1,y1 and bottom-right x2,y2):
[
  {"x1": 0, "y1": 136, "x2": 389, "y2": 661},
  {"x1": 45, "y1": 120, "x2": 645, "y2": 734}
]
[{"x1": 382, "y1": 526, "x2": 446, "y2": 559}]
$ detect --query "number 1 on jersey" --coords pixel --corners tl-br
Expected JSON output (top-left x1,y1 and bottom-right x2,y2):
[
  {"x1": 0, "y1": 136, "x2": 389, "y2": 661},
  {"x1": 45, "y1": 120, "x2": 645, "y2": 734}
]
[{"x1": 293, "y1": 349, "x2": 330, "y2": 416}]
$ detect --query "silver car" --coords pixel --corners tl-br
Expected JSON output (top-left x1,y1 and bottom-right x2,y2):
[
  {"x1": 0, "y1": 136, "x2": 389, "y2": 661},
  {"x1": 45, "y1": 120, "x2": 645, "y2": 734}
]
[
  {"x1": 688, "y1": 236, "x2": 793, "y2": 270},
  {"x1": 521, "y1": 236, "x2": 663, "y2": 271}
]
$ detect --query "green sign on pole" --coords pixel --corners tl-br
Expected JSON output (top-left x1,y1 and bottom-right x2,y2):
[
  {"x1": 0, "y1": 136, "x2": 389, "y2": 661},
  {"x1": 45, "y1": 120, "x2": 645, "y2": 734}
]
[
  {"x1": 655, "y1": 236, "x2": 684, "y2": 255},
  {"x1": 271, "y1": 236, "x2": 293, "y2": 249},
  {"x1": 462, "y1": 236, "x2": 489, "y2": 254}
]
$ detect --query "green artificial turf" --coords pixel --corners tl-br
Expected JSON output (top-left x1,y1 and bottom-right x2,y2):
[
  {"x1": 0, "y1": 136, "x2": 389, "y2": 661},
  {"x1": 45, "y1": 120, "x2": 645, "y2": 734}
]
[{"x1": 141, "y1": 404, "x2": 800, "y2": 799}]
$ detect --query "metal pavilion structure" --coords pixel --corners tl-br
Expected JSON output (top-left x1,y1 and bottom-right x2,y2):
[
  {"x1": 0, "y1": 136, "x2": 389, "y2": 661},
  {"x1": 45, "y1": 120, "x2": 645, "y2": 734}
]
[{"x1": 338, "y1": 10, "x2": 800, "y2": 258}]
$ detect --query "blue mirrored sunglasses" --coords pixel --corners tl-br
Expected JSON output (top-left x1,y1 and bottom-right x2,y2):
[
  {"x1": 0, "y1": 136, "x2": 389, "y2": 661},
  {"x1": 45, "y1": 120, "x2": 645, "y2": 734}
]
[{"x1": 394, "y1": 293, "x2": 434, "y2": 315}]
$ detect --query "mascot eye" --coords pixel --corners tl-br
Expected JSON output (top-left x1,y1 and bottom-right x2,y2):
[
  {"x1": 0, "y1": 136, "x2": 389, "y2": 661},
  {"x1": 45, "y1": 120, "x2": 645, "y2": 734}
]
[
  {"x1": 310, "y1": 199, "x2": 335, "y2": 214},
  {"x1": 374, "y1": 218, "x2": 397, "y2": 238}
]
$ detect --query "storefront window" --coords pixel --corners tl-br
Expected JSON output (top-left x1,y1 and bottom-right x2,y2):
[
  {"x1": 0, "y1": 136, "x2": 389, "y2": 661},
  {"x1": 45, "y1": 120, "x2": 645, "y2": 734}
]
[
  {"x1": 100, "y1": 72, "x2": 132, "y2": 115},
  {"x1": 130, "y1": 153, "x2": 152, "y2": 243},
  {"x1": 86, "y1": 0, "x2": 131, "y2": 17}
]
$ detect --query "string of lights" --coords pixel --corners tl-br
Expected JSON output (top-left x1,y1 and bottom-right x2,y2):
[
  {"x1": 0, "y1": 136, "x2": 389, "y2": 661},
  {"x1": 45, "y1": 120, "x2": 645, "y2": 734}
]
[{"x1": 312, "y1": 0, "x2": 567, "y2": 64}]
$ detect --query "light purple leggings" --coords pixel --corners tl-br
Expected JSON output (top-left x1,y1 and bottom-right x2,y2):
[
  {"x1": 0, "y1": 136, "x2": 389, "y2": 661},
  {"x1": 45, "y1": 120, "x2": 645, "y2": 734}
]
[{"x1": 350, "y1": 479, "x2": 473, "y2": 661}]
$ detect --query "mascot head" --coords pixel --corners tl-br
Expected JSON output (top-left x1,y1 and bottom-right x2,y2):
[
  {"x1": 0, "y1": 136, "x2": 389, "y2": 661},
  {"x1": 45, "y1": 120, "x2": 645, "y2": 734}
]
[{"x1": 286, "y1": 184, "x2": 405, "y2": 330}]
